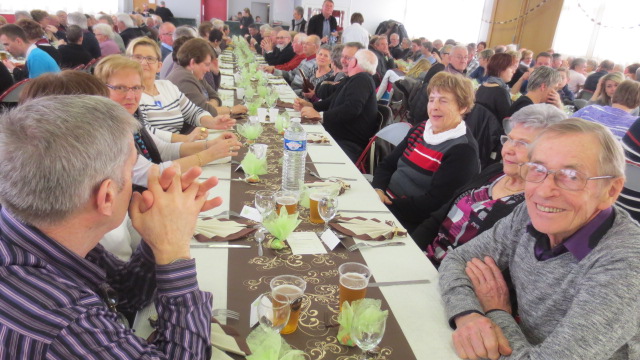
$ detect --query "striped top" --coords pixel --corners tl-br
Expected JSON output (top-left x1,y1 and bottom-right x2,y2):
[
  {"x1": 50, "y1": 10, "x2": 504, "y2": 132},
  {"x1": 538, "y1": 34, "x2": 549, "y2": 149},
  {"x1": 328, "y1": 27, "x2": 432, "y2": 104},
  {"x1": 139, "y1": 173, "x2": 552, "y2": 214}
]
[
  {"x1": 620, "y1": 118, "x2": 640, "y2": 222},
  {"x1": 0, "y1": 207, "x2": 213, "y2": 359},
  {"x1": 573, "y1": 104, "x2": 637, "y2": 140},
  {"x1": 140, "y1": 80, "x2": 211, "y2": 136}
]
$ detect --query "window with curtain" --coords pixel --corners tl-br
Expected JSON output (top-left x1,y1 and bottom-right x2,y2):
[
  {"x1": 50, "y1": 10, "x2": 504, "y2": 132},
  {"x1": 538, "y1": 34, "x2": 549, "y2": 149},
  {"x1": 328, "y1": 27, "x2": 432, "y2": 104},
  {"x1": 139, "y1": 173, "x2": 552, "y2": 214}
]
[
  {"x1": 554, "y1": 0, "x2": 640, "y2": 65},
  {"x1": 1, "y1": 1, "x2": 118, "y2": 15}
]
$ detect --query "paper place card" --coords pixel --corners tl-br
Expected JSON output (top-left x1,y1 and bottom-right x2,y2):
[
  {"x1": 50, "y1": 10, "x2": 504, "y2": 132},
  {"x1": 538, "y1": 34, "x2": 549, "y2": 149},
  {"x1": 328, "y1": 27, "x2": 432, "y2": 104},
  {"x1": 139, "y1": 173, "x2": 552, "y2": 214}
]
[
  {"x1": 250, "y1": 296, "x2": 260, "y2": 328},
  {"x1": 240, "y1": 206, "x2": 262, "y2": 223},
  {"x1": 287, "y1": 232, "x2": 327, "y2": 255},
  {"x1": 320, "y1": 230, "x2": 341, "y2": 250}
]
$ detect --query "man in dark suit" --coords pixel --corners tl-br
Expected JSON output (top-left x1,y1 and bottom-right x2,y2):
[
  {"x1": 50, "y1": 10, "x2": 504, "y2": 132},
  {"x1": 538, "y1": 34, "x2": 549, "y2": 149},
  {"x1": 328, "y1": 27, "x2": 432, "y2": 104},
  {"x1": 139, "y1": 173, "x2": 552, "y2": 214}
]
[
  {"x1": 263, "y1": 30, "x2": 295, "y2": 66},
  {"x1": 155, "y1": 1, "x2": 174, "y2": 23},
  {"x1": 295, "y1": 49, "x2": 379, "y2": 162},
  {"x1": 58, "y1": 25, "x2": 92, "y2": 69},
  {"x1": 306, "y1": 0, "x2": 337, "y2": 44},
  {"x1": 291, "y1": 6, "x2": 307, "y2": 33}
]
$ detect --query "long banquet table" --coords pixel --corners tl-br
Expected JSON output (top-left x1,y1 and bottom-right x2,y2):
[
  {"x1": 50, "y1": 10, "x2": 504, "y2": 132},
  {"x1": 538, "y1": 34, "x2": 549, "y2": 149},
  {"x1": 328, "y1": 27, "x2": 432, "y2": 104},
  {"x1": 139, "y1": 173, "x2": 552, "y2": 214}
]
[{"x1": 133, "y1": 52, "x2": 459, "y2": 360}]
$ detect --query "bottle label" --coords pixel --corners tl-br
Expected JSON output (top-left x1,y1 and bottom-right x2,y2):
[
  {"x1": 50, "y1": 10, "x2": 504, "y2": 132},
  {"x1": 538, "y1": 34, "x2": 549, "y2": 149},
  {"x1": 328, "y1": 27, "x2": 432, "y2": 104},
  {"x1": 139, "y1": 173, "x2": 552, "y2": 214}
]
[{"x1": 284, "y1": 139, "x2": 306, "y2": 151}]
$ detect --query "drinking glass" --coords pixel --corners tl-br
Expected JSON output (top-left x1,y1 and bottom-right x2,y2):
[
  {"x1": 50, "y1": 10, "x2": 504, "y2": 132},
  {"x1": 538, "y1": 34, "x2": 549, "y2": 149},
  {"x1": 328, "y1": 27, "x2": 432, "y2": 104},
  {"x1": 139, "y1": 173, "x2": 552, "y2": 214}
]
[
  {"x1": 255, "y1": 190, "x2": 276, "y2": 227},
  {"x1": 350, "y1": 311, "x2": 387, "y2": 360},
  {"x1": 318, "y1": 195, "x2": 338, "y2": 233},
  {"x1": 338, "y1": 262, "x2": 371, "y2": 309},
  {"x1": 256, "y1": 292, "x2": 291, "y2": 333},
  {"x1": 275, "y1": 190, "x2": 299, "y2": 216},
  {"x1": 270, "y1": 275, "x2": 307, "y2": 334},
  {"x1": 250, "y1": 143, "x2": 268, "y2": 160}
]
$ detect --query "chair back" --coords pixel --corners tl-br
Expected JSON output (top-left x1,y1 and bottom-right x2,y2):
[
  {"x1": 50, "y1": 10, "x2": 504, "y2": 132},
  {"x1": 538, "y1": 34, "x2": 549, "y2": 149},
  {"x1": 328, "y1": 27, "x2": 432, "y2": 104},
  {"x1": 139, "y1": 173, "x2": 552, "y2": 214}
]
[
  {"x1": 377, "y1": 104, "x2": 393, "y2": 130},
  {"x1": 355, "y1": 121, "x2": 412, "y2": 176},
  {"x1": 84, "y1": 57, "x2": 102, "y2": 74},
  {"x1": 465, "y1": 103, "x2": 502, "y2": 170},
  {"x1": 573, "y1": 99, "x2": 588, "y2": 110},
  {"x1": 0, "y1": 79, "x2": 30, "y2": 108}
]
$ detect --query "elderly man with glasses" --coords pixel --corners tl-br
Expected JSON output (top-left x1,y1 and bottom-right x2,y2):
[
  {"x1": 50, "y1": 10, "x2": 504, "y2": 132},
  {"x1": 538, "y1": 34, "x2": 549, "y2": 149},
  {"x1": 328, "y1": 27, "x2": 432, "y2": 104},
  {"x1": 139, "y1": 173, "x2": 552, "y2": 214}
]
[
  {"x1": 262, "y1": 30, "x2": 295, "y2": 66},
  {"x1": 439, "y1": 118, "x2": 640, "y2": 360}
]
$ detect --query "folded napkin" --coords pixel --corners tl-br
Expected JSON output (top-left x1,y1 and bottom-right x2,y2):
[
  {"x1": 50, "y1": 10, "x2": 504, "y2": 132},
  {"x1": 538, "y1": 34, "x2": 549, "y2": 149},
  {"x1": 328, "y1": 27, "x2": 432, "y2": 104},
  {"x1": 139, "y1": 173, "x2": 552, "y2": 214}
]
[
  {"x1": 299, "y1": 181, "x2": 349, "y2": 208},
  {"x1": 194, "y1": 217, "x2": 257, "y2": 242},
  {"x1": 246, "y1": 324, "x2": 305, "y2": 360},
  {"x1": 301, "y1": 116, "x2": 322, "y2": 124},
  {"x1": 307, "y1": 134, "x2": 329, "y2": 143},
  {"x1": 276, "y1": 99, "x2": 294, "y2": 109},
  {"x1": 330, "y1": 217, "x2": 407, "y2": 241},
  {"x1": 337, "y1": 298, "x2": 388, "y2": 347}
]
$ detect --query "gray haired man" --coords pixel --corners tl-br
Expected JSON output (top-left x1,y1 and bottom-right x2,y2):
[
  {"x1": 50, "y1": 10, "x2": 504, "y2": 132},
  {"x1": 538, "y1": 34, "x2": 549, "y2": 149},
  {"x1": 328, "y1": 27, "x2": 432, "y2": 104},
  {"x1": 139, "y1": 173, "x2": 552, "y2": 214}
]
[
  {"x1": 0, "y1": 96, "x2": 220, "y2": 358},
  {"x1": 440, "y1": 118, "x2": 640, "y2": 359}
]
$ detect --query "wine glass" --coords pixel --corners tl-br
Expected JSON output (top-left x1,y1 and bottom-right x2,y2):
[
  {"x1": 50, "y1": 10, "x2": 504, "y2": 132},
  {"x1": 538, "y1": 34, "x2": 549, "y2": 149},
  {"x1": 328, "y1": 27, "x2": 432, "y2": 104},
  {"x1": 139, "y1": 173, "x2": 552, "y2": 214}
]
[
  {"x1": 256, "y1": 292, "x2": 290, "y2": 333},
  {"x1": 255, "y1": 190, "x2": 275, "y2": 228},
  {"x1": 350, "y1": 311, "x2": 387, "y2": 360},
  {"x1": 318, "y1": 195, "x2": 338, "y2": 234}
]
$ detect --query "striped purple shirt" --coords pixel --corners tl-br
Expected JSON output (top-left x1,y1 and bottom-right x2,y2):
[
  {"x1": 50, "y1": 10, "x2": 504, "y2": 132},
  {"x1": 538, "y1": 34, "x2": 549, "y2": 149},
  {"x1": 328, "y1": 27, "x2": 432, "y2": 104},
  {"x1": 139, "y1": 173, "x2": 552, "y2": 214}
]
[{"x1": 0, "y1": 207, "x2": 213, "y2": 359}]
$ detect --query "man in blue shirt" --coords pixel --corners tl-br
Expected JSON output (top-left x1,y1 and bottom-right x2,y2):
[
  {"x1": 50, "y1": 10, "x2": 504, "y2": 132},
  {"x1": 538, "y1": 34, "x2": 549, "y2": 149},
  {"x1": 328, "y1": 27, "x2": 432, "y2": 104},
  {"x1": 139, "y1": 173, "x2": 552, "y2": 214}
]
[{"x1": 0, "y1": 24, "x2": 59, "y2": 79}]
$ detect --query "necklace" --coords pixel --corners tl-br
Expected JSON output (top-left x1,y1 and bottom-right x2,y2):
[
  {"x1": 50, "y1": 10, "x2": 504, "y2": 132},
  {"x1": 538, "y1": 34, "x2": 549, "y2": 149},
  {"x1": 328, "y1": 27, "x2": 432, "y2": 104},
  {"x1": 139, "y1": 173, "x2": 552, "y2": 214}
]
[{"x1": 143, "y1": 83, "x2": 159, "y2": 96}]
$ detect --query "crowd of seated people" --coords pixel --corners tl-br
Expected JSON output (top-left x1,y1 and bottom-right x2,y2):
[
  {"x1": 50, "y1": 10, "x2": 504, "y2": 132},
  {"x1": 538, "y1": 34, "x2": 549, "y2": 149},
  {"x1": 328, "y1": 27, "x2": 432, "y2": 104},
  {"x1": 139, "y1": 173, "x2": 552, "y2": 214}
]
[{"x1": 2, "y1": 3, "x2": 640, "y2": 359}]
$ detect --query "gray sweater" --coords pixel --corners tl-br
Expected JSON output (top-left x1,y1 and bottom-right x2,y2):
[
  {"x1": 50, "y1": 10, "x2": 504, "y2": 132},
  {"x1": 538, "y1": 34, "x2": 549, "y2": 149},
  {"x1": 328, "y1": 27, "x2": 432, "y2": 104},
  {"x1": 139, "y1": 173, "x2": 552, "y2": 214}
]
[{"x1": 439, "y1": 203, "x2": 640, "y2": 359}]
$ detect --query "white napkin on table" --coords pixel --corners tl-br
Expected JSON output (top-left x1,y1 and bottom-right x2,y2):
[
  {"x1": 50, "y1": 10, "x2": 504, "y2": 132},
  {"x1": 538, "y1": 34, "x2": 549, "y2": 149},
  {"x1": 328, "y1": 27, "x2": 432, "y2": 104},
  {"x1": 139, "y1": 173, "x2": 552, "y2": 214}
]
[{"x1": 195, "y1": 218, "x2": 247, "y2": 238}]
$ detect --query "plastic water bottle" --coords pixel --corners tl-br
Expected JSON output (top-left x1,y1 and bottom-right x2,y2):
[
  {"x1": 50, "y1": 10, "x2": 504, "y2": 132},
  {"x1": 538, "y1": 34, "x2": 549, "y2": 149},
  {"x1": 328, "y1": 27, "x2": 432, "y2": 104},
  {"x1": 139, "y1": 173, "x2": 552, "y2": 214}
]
[{"x1": 282, "y1": 118, "x2": 306, "y2": 192}]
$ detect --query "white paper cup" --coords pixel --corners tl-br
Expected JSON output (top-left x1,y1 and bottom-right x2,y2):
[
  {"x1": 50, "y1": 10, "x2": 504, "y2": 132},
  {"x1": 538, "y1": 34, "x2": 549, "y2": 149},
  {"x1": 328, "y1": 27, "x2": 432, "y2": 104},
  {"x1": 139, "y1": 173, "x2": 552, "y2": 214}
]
[
  {"x1": 258, "y1": 108, "x2": 268, "y2": 122},
  {"x1": 269, "y1": 108, "x2": 279, "y2": 122},
  {"x1": 235, "y1": 87, "x2": 245, "y2": 100}
]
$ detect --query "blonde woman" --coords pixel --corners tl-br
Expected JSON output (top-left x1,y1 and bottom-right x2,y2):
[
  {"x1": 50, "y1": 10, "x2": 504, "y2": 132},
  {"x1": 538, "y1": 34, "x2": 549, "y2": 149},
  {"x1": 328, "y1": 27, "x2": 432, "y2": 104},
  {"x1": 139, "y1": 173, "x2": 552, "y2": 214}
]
[{"x1": 589, "y1": 71, "x2": 624, "y2": 106}]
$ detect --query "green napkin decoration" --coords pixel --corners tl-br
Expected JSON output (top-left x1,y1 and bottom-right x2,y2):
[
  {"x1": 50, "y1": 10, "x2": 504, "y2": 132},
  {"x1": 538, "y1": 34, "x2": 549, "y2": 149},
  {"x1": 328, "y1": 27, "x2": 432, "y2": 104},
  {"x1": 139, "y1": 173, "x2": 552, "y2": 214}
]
[
  {"x1": 263, "y1": 209, "x2": 301, "y2": 249},
  {"x1": 275, "y1": 115, "x2": 291, "y2": 135},
  {"x1": 337, "y1": 298, "x2": 388, "y2": 347},
  {"x1": 246, "y1": 324, "x2": 305, "y2": 360},
  {"x1": 240, "y1": 152, "x2": 268, "y2": 181},
  {"x1": 257, "y1": 85, "x2": 268, "y2": 98},
  {"x1": 245, "y1": 88, "x2": 256, "y2": 101},
  {"x1": 237, "y1": 122, "x2": 263, "y2": 141}
]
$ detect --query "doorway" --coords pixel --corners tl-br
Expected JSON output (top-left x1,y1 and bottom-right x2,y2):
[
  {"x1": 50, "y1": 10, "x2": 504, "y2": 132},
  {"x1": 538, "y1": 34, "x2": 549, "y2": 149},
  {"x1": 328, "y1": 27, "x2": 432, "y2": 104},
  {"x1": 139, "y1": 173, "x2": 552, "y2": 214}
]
[{"x1": 251, "y1": 2, "x2": 270, "y2": 24}]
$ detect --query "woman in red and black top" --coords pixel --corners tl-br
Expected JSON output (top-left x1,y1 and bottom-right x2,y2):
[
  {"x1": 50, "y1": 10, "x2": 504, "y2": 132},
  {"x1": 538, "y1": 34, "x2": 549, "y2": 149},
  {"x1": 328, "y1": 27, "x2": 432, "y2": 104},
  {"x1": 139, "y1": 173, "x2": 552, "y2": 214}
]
[{"x1": 372, "y1": 72, "x2": 480, "y2": 232}]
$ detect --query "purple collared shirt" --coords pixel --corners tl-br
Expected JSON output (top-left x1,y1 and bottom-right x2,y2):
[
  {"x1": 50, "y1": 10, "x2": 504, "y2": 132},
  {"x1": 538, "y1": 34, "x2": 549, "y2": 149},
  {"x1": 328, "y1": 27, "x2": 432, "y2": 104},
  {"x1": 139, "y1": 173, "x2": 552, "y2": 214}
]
[{"x1": 530, "y1": 207, "x2": 614, "y2": 261}]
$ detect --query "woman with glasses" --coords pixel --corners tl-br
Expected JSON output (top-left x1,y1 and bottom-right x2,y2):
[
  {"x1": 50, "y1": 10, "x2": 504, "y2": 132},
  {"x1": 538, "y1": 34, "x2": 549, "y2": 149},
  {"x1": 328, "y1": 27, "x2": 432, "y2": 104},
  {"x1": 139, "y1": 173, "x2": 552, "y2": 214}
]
[
  {"x1": 95, "y1": 55, "x2": 242, "y2": 186},
  {"x1": 126, "y1": 37, "x2": 235, "y2": 141},
  {"x1": 412, "y1": 104, "x2": 567, "y2": 266},
  {"x1": 166, "y1": 38, "x2": 247, "y2": 117}
]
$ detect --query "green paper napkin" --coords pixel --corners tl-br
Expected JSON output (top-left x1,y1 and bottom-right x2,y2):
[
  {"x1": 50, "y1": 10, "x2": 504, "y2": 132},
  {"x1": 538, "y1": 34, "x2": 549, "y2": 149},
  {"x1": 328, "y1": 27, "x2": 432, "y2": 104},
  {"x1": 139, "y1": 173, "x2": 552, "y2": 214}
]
[
  {"x1": 240, "y1": 152, "x2": 268, "y2": 179},
  {"x1": 246, "y1": 325, "x2": 305, "y2": 360},
  {"x1": 337, "y1": 298, "x2": 388, "y2": 347}
]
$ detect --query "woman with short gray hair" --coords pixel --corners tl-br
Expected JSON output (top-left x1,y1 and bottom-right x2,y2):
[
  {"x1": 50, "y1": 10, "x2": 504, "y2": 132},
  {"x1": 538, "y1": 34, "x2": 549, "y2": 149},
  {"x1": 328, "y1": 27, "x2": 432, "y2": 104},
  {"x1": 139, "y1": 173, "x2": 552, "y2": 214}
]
[
  {"x1": 413, "y1": 103, "x2": 568, "y2": 265},
  {"x1": 507, "y1": 66, "x2": 563, "y2": 117},
  {"x1": 93, "y1": 23, "x2": 121, "y2": 56}
]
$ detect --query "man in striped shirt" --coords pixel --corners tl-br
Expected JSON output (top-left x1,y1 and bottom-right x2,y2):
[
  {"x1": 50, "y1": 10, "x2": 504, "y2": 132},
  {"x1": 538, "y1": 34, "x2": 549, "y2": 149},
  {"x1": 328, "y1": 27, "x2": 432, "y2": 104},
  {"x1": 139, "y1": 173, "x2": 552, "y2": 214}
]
[{"x1": 0, "y1": 96, "x2": 219, "y2": 359}]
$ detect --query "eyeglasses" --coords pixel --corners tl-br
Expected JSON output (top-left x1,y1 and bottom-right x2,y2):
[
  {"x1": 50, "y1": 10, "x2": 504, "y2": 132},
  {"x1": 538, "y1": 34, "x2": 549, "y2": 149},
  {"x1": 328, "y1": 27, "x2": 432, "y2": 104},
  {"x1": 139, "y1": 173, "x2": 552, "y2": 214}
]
[
  {"x1": 98, "y1": 283, "x2": 130, "y2": 329},
  {"x1": 519, "y1": 162, "x2": 614, "y2": 191},
  {"x1": 106, "y1": 84, "x2": 145, "y2": 94},
  {"x1": 500, "y1": 135, "x2": 529, "y2": 149},
  {"x1": 130, "y1": 55, "x2": 159, "y2": 64}
]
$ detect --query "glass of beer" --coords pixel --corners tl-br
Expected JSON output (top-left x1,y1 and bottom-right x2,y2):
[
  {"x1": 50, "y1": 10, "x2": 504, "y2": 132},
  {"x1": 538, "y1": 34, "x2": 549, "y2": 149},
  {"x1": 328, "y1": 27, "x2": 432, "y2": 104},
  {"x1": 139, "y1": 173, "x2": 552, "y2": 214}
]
[
  {"x1": 270, "y1": 275, "x2": 307, "y2": 334},
  {"x1": 275, "y1": 190, "x2": 298, "y2": 216},
  {"x1": 338, "y1": 262, "x2": 371, "y2": 310},
  {"x1": 309, "y1": 188, "x2": 331, "y2": 224},
  {"x1": 256, "y1": 292, "x2": 290, "y2": 333}
]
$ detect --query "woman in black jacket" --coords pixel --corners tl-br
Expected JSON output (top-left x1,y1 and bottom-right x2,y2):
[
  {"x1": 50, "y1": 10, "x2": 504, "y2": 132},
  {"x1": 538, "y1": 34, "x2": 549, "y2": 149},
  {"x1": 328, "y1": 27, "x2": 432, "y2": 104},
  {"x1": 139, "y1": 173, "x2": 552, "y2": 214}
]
[
  {"x1": 239, "y1": 8, "x2": 254, "y2": 37},
  {"x1": 411, "y1": 104, "x2": 568, "y2": 266}
]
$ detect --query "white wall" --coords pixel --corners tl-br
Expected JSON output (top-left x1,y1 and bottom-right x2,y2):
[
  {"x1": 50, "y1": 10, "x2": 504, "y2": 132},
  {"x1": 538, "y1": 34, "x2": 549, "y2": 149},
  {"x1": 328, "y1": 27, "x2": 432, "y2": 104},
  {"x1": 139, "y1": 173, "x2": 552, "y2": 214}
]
[
  {"x1": 273, "y1": 0, "x2": 295, "y2": 24},
  {"x1": 228, "y1": 0, "x2": 274, "y2": 23},
  {"x1": 163, "y1": 0, "x2": 200, "y2": 21}
]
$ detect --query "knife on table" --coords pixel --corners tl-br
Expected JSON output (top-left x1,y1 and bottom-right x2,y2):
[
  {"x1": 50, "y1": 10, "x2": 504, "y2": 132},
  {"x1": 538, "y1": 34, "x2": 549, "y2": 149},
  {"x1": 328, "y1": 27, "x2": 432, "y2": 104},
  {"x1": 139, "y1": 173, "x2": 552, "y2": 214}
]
[{"x1": 368, "y1": 279, "x2": 431, "y2": 287}]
